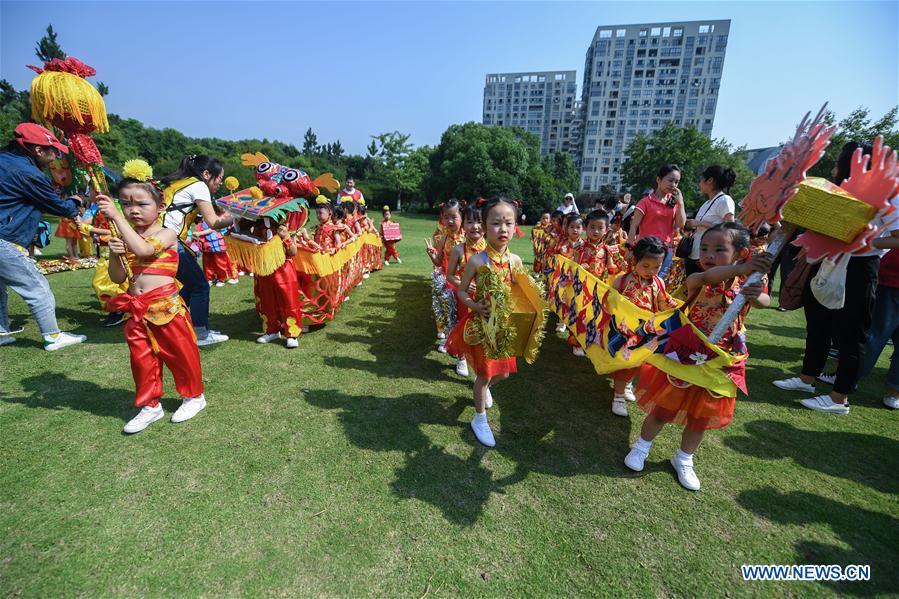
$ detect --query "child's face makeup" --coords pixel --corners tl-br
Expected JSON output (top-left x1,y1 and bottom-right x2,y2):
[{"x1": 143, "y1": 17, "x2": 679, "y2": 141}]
[
  {"x1": 566, "y1": 220, "x2": 584, "y2": 241},
  {"x1": 463, "y1": 217, "x2": 483, "y2": 240},
  {"x1": 316, "y1": 207, "x2": 331, "y2": 223},
  {"x1": 443, "y1": 208, "x2": 462, "y2": 232},
  {"x1": 119, "y1": 187, "x2": 161, "y2": 228},
  {"x1": 699, "y1": 230, "x2": 739, "y2": 270},
  {"x1": 635, "y1": 254, "x2": 664, "y2": 280},
  {"x1": 586, "y1": 219, "x2": 608, "y2": 241},
  {"x1": 484, "y1": 203, "x2": 516, "y2": 248}
]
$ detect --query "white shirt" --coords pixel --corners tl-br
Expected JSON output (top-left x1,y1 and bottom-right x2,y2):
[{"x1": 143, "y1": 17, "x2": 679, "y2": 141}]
[
  {"x1": 855, "y1": 195, "x2": 899, "y2": 258},
  {"x1": 690, "y1": 192, "x2": 735, "y2": 260},
  {"x1": 162, "y1": 180, "x2": 211, "y2": 239},
  {"x1": 558, "y1": 201, "x2": 579, "y2": 215}
]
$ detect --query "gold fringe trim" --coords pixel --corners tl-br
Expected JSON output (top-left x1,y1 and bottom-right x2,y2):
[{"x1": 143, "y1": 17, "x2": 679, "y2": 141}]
[{"x1": 227, "y1": 236, "x2": 286, "y2": 277}]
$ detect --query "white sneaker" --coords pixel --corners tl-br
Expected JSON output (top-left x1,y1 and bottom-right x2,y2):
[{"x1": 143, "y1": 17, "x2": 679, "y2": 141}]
[
  {"x1": 624, "y1": 444, "x2": 649, "y2": 472},
  {"x1": 437, "y1": 342, "x2": 447, "y2": 354},
  {"x1": 197, "y1": 330, "x2": 229, "y2": 346},
  {"x1": 623, "y1": 382, "x2": 637, "y2": 402},
  {"x1": 384, "y1": 260, "x2": 390, "y2": 265},
  {"x1": 800, "y1": 395, "x2": 850, "y2": 414},
  {"x1": 208, "y1": 280, "x2": 214, "y2": 287},
  {"x1": 215, "y1": 281, "x2": 225, "y2": 287},
  {"x1": 343, "y1": 296, "x2": 350, "y2": 302},
  {"x1": 363, "y1": 273, "x2": 370, "y2": 279},
  {"x1": 227, "y1": 278, "x2": 239, "y2": 285},
  {"x1": 485, "y1": 388, "x2": 493, "y2": 409},
  {"x1": 437, "y1": 332, "x2": 446, "y2": 340},
  {"x1": 471, "y1": 413, "x2": 496, "y2": 447},
  {"x1": 257, "y1": 332, "x2": 281, "y2": 344},
  {"x1": 285, "y1": 337, "x2": 299, "y2": 349},
  {"x1": 44, "y1": 331, "x2": 86, "y2": 352},
  {"x1": 611, "y1": 396, "x2": 628, "y2": 417},
  {"x1": 0, "y1": 336, "x2": 15, "y2": 347},
  {"x1": 884, "y1": 396, "x2": 899, "y2": 409},
  {"x1": 123, "y1": 404, "x2": 164, "y2": 434},
  {"x1": 671, "y1": 454, "x2": 701, "y2": 491},
  {"x1": 773, "y1": 377, "x2": 816, "y2": 393},
  {"x1": 572, "y1": 347, "x2": 586, "y2": 357},
  {"x1": 396, "y1": 258, "x2": 402, "y2": 264},
  {"x1": 171, "y1": 395, "x2": 206, "y2": 423},
  {"x1": 455, "y1": 359, "x2": 469, "y2": 377},
  {"x1": 818, "y1": 372, "x2": 836, "y2": 385}
]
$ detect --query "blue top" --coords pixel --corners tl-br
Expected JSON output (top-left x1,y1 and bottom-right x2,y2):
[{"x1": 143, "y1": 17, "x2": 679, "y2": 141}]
[{"x1": 0, "y1": 148, "x2": 81, "y2": 247}]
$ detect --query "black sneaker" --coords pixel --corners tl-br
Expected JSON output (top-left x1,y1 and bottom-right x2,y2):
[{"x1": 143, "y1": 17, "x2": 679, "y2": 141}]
[{"x1": 103, "y1": 312, "x2": 126, "y2": 327}]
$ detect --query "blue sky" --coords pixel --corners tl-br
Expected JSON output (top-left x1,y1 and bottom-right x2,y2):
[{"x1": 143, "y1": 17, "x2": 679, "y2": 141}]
[{"x1": 1, "y1": 1, "x2": 896, "y2": 154}]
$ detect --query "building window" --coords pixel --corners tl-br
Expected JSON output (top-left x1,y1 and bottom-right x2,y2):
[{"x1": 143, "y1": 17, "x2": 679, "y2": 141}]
[{"x1": 599, "y1": 29, "x2": 612, "y2": 38}]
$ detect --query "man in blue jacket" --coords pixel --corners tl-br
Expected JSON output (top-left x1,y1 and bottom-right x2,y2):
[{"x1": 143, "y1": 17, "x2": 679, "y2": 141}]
[{"x1": 0, "y1": 123, "x2": 87, "y2": 351}]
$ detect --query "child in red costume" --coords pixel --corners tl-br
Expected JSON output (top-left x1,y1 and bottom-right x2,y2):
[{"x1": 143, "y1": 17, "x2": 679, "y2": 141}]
[
  {"x1": 553, "y1": 212, "x2": 585, "y2": 334},
  {"x1": 608, "y1": 236, "x2": 679, "y2": 418},
  {"x1": 425, "y1": 199, "x2": 464, "y2": 350},
  {"x1": 380, "y1": 206, "x2": 402, "y2": 264},
  {"x1": 98, "y1": 164, "x2": 206, "y2": 435},
  {"x1": 253, "y1": 222, "x2": 303, "y2": 349},
  {"x1": 625, "y1": 223, "x2": 772, "y2": 491},
  {"x1": 447, "y1": 197, "x2": 524, "y2": 448}
]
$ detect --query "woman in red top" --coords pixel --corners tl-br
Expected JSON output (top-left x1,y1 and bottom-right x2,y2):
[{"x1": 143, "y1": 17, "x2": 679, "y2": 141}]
[{"x1": 626, "y1": 164, "x2": 686, "y2": 278}]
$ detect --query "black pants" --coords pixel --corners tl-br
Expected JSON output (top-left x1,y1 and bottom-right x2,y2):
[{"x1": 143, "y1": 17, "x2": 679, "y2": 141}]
[
  {"x1": 771, "y1": 240, "x2": 801, "y2": 297},
  {"x1": 801, "y1": 255, "x2": 879, "y2": 394}
]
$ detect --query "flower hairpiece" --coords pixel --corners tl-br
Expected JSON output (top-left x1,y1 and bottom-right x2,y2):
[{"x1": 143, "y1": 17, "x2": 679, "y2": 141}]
[
  {"x1": 315, "y1": 195, "x2": 331, "y2": 205},
  {"x1": 122, "y1": 159, "x2": 163, "y2": 192}
]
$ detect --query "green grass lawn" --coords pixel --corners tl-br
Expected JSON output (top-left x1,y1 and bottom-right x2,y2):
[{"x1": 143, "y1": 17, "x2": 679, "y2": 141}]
[{"x1": 2, "y1": 213, "x2": 897, "y2": 597}]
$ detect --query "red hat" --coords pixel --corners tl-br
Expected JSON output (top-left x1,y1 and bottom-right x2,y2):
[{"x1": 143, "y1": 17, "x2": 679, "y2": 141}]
[{"x1": 14, "y1": 123, "x2": 69, "y2": 155}]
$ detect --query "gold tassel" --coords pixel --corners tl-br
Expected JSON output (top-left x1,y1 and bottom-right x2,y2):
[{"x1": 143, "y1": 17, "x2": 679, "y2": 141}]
[{"x1": 30, "y1": 71, "x2": 109, "y2": 132}]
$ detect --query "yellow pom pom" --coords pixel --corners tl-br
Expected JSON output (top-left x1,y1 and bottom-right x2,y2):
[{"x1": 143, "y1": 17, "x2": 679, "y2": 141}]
[
  {"x1": 382, "y1": 205, "x2": 389, "y2": 211},
  {"x1": 315, "y1": 195, "x2": 331, "y2": 205},
  {"x1": 249, "y1": 186, "x2": 263, "y2": 199},
  {"x1": 122, "y1": 159, "x2": 153, "y2": 182},
  {"x1": 224, "y1": 176, "x2": 239, "y2": 192}
]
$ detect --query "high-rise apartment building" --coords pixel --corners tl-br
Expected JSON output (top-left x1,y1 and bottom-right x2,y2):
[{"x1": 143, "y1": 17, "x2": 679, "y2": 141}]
[
  {"x1": 482, "y1": 71, "x2": 579, "y2": 157},
  {"x1": 578, "y1": 20, "x2": 731, "y2": 191}
]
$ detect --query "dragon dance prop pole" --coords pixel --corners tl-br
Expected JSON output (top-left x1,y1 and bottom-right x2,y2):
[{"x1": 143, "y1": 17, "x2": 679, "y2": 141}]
[{"x1": 707, "y1": 223, "x2": 796, "y2": 344}]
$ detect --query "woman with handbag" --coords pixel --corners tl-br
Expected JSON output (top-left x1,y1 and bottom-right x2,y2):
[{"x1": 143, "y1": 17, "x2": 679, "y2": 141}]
[
  {"x1": 681, "y1": 166, "x2": 736, "y2": 275},
  {"x1": 774, "y1": 141, "x2": 899, "y2": 414}
]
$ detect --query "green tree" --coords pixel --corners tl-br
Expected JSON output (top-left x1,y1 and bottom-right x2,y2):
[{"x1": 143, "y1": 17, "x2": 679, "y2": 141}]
[
  {"x1": 368, "y1": 131, "x2": 418, "y2": 205},
  {"x1": 96, "y1": 82, "x2": 109, "y2": 97},
  {"x1": 620, "y1": 122, "x2": 754, "y2": 210},
  {"x1": 302, "y1": 128, "x2": 319, "y2": 156},
  {"x1": 808, "y1": 106, "x2": 899, "y2": 180},
  {"x1": 35, "y1": 24, "x2": 66, "y2": 62},
  {"x1": 331, "y1": 140, "x2": 344, "y2": 163}
]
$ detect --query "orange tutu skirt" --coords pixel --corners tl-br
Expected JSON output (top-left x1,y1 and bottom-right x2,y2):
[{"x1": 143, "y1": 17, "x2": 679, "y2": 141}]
[
  {"x1": 55, "y1": 218, "x2": 79, "y2": 239},
  {"x1": 635, "y1": 364, "x2": 737, "y2": 432},
  {"x1": 445, "y1": 304, "x2": 517, "y2": 379}
]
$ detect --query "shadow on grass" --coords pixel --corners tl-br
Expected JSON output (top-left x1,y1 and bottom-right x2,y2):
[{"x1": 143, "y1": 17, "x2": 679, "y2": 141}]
[
  {"x1": 738, "y1": 487, "x2": 899, "y2": 596},
  {"x1": 0, "y1": 373, "x2": 135, "y2": 422},
  {"x1": 724, "y1": 420, "x2": 899, "y2": 495},
  {"x1": 306, "y1": 270, "x2": 634, "y2": 525}
]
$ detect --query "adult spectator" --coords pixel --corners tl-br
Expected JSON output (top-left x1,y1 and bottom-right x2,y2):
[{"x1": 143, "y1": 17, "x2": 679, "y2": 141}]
[
  {"x1": 0, "y1": 123, "x2": 87, "y2": 350},
  {"x1": 683, "y1": 165, "x2": 736, "y2": 275},
  {"x1": 160, "y1": 155, "x2": 235, "y2": 346},
  {"x1": 626, "y1": 164, "x2": 686, "y2": 277},
  {"x1": 774, "y1": 141, "x2": 899, "y2": 414},
  {"x1": 337, "y1": 177, "x2": 365, "y2": 204},
  {"x1": 859, "y1": 249, "x2": 899, "y2": 409},
  {"x1": 558, "y1": 192, "x2": 579, "y2": 215}
]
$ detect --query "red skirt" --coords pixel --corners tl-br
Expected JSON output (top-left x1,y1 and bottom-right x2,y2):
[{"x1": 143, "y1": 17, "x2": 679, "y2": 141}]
[
  {"x1": 55, "y1": 218, "x2": 79, "y2": 239},
  {"x1": 635, "y1": 364, "x2": 736, "y2": 432},
  {"x1": 445, "y1": 304, "x2": 517, "y2": 378}
]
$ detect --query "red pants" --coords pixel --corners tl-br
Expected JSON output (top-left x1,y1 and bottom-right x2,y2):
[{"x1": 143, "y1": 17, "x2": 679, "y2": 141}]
[
  {"x1": 254, "y1": 261, "x2": 303, "y2": 338},
  {"x1": 384, "y1": 241, "x2": 399, "y2": 261},
  {"x1": 203, "y1": 251, "x2": 233, "y2": 282},
  {"x1": 124, "y1": 314, "x2": 204, "y2": 408}
]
